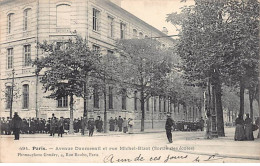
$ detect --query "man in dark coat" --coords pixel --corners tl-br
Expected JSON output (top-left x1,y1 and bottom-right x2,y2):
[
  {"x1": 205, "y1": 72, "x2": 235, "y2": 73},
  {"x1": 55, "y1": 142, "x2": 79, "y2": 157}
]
[
  {"x1": 58, "y1": 117, "x2": 65, "y2": 137},
  {"x1": 165, "y1": 114, "x2": 174, "y2": 143},
  {"x1": 199, "y1": 117, "x2": 205, "y2": 131},
  {"x1": 50, "y1": 113, "x2": 56, "y2": 136},
  {"x1": 117, "y1": 116, "x2": 123, "y2": 132},
  {"x1": 81, "y1": 116, "x2": 88, "y2": 135},
  {"x1": 88, "y1": 118, "x2": 95, "y2": 137},
  {"x1": 109, "y1": 117, "x2": 115, "y2": 131},
  {"x1": 11, "y1": 112, "x2": 22, "y2": 140}
]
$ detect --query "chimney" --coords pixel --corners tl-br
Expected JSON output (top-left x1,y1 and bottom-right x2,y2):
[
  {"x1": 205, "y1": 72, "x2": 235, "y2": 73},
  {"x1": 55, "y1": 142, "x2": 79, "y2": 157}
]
[
  {"x1": 162, "y1": 27, "x2": 168, "y2": 35},
  {"x1": 110, "y1": 0, "x2": 122, "y2": 7}
]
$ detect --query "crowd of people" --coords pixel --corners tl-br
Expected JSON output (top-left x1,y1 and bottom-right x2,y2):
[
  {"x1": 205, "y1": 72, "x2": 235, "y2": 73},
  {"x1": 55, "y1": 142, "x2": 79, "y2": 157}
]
[{"x1": 0, "y1": 113, "x2": 136, "y2": 140}]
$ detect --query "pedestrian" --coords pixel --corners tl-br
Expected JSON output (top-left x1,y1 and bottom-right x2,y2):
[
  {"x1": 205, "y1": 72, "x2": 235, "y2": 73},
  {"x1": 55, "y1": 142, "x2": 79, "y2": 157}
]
[
  {"x1": 109, "y1": 117, "x2": 115, "y2": 131},
  {"x1": 114, "y1": 117, "x2": 118, "y2": 131},
  {"x1": 97, "y1": 117, "x2": 103, "y2": 132},
  {"x1": 50, "y1": 113, "x2": 56, "y2": 137},
  {"x1": 88, "y1": 118, "x2": 95, "y2": 137},
  {"x1": 58, "y1": 117, "x2": 64, "y2": 137},
  {"x1": 205, "y1": 113, "x2": 212, "y2": 139},
  {"x1": 122, "y1": 118, "x2": 128, "y2": 133},
  {"x1": 199, "y1": 117, "x2": 205, "y2": 131},
  {"x1": 118, "y1": 116, "x2": 123, "y2": 132},
  {"x1": 244, "y1": 114, "x2": 254, "y2": 141},
  {"x1": 81, "y1": 116, "x2": 87, "y2": 135},
  {"x1": 11, "y1": 112, "x2": 22, "y2": 140},
  {"x1": 128, "y1": 118, "x2": 134, "y2": 134},
  {"x1": 165, "y1": 114, "x2": 174, "y2": 143},
  {"x1": 6, "y1": 117, "x2": 11, "y2": 135},
  {"x1": 234, "y1": 114, "x2": 245, "y2": 141}
]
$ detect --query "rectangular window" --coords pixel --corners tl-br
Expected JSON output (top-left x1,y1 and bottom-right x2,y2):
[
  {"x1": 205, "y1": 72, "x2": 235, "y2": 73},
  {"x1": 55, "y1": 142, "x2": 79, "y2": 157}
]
[
  {"x1": 154, "y1": 97, "x2": 156, "y2": 112},
  {"x1": 93, "y1": 45, "x2": 100, "y2": 54},
  {"x1": 24, "y1": 45, "x2": 31, "y2": 66},
  {"x1": 109, "y1": 86, "x2": 113, "y2": 109},
  {"x1": 23, "y1": 9, "x2": 31, "y2": 31},
  {"x1": 57, "y1": 96, "x2": 68, "y2": 108},
  {"x1": 159, "y1": 96, "x2": 162, "y2": 112},
  {"x1": 7, "y1": 48, "x2": 13, "y2": 69},
  {"x1": 146, "y1": 97, "x2": 149, "y2": 111},
  {"x1": 93, "y1": 86, "x2": 99, "y2": 108},
  {"x1": 122, "y1": 89, "x2": 127, "y2": 110},
  {"x1": 7, "y1": 14, "x2": 13, "y2": 34},
  {"x1": 120, "y1": 22, "x2": 126, "y2": 39},
  {"x1": 134, "y1": 91, "x2": 137, "y2": 111},
  {"x1": 133, "y1": 29, "x2": 137, "y2": 38},
  {"x1": 6, "y1": 86, "x2": 12, "y2": 109},
  {"x1": 22, "y1": 84, "x2": 29, "y2": 109},
  {"x1": 93, "y1": 8, "x2": 100, "y2": 31},
  {"x1": 108, "y1": 16, "x2": 114, "y2": 38},
  {"x1": 164, "y1": 97, "x2": 166, "y2": 112}
]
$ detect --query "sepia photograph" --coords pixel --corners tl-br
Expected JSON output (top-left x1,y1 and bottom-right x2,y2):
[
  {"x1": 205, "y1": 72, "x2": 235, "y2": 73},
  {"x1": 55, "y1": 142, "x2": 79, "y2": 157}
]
[{"x1": 0, "y1": 0, "x2": 259, "y2": 163}]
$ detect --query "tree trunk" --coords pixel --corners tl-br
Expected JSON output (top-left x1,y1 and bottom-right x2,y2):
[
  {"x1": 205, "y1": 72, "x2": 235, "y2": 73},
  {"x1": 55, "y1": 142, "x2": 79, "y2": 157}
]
[
  {"x1": 248, "y1": 88, "x2": 254, "y2": 119},
  {"x1": 215, "y1": 77, "x2": 225, "y2": 137},
  {"x1": 140, "y1": 90, "x2": 145, "y2": 132},
  {"x1": 69, "y1": 94, "x2": 74, "y2": 134},
  {"x1": 104, "y1": 90, "x2": 108, "y2": 133},
  {"x1": 83, "y1": 82, "x2": 87, "y2": 119},
  {"x1": 239, "y1": 79, "x2": 245, "y2": 116},
  {"x1": 211, "y1": 84, "x2": 218, "y2": 137}
]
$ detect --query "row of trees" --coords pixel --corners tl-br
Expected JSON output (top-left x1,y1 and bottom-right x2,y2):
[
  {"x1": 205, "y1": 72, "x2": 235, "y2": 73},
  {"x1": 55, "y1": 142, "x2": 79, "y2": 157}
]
[
  {"x1": 167, "y1": 0, "x2": 259, "y2": 137},
  {"x1": 34, "y1": 37, "x2": 180, "y2": 133}
]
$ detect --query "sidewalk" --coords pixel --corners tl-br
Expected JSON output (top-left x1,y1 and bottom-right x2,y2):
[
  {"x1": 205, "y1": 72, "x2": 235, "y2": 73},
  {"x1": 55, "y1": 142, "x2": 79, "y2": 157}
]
[{"x1": 172, "y1": 128, "x2": 260, "y2": 160}]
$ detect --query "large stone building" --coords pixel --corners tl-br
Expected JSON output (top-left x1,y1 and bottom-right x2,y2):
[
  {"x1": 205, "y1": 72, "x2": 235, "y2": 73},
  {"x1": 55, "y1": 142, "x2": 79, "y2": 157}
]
[{"x1": 0, "y1": 0, "x2": 200, "y2": 129}]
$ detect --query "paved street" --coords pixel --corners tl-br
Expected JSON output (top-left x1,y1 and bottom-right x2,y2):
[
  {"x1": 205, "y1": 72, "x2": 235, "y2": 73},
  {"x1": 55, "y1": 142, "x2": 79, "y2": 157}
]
[{"x1": 0, "y1": 127, "x2": 259, "y2": 163}]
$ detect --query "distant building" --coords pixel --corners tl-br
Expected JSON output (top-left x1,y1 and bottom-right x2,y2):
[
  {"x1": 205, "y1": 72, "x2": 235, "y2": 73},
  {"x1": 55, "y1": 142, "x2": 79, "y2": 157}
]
[{"x1": 0, "y1": 0, "x2": 199, "y2": 129}]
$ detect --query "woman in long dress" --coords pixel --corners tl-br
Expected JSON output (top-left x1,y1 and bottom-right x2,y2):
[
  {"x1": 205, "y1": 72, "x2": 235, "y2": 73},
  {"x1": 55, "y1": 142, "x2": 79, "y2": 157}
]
[
  {"x1": 244, "y1": 114, "x2": 254, "y2": 140},
  {"x1": 128, "y1": 118, "x2": 134, "y2": 134},
  {"x1": 234, "y1": 114, "x2": 245, "y2": 141}
]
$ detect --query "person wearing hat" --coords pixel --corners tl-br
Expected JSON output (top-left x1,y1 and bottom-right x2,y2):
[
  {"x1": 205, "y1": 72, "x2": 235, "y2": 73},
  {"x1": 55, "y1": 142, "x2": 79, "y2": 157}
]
[
  {"x1": 165, "y1": 114, "x2": 174, "y2": 143},
  {"x1": 88, "y1": 118, "x2": 95, "y2": 137},
  {"x1": 234, "y1": 114, "x2": 245, "y2": 141},
  {"x1": 50, "y1": 113, "x2": 57, "y2": 137},
  {"x1": 58, "y1": 117, "x2": 65, "y2": 137},
  {"x1": 244, "y1": 113, "x2": 254, "y2": 140},
  {"x1": 11, "y1": 112, "x2": 22, "y2": 140}
]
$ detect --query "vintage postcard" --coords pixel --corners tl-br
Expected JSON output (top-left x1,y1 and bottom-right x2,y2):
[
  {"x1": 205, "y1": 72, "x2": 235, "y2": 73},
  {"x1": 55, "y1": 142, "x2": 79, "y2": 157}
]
[{"x1": 0, "y1": 0, "x2": 259, "y2": 163}]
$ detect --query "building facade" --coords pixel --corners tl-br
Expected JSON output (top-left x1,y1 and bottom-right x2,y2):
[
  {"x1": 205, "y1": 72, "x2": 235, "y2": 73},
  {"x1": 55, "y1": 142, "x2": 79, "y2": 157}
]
[{"x1": 0, "y1": 0, "x2": 201, "y2": 129}]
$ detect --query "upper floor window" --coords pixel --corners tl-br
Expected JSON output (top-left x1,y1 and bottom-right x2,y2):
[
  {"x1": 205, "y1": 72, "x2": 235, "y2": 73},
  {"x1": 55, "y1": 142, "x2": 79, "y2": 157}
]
[
  {"x1": 120, "y1": 22, "x2": 126, "y2": 39},
  {"x1": 154, "y1": 97, "x2": 157, "y2": 112},
  {"x1": 7, "y1": 48, "x2": 13, "y2": 69},
  {"x1": 122, "y1": 89, "x2": 127, "y2": 110},
  {"x1": 139, "y1": 32, "x2": 143, "y2": 39},
  {"x1": 24, "y1": 45, "x2": 31, "y2": 66},
  {"x1": 7, "y1": 13, "x2": 14, "y2": 34},
  {"x1": 22, "y1": 84, "x2": 29, "y2": 109},
  {"x1": 133, "y1": 29, "x2": 137, "y2": 38},
  {"x1": 6, "y1": 86, "x2": 12, "y2": 109},
  {"x1": 56, "y1": 4, "x2": 71, "y2": 27},
  {"x1": 93, "y1": 86, "x2": 99, "y2": 108},
  {"x1": 108, "y1": 16, "x2": 114, "y2": 38},
  {"x1": 23, "y1": 8, "x2": 31, "y2": 31},
  {"x1": 93, "y1": 8, "x2": 100, "y2": 31},
  {"x1": 57, "y1": 96, "x2": 68, "y2": 108},
  {"x1": 109, "y1": 86, "x2": 113, "y2": 109},
  {"x1": 93, "y1": 45, "x2": 100, "y2": 55}
]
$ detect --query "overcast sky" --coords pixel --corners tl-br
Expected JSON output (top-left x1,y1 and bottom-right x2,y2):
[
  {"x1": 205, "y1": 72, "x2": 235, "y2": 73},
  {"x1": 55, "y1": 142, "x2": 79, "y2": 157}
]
[{"x1": 120, "y1": 0, "x2": 194, "y2": 36}]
